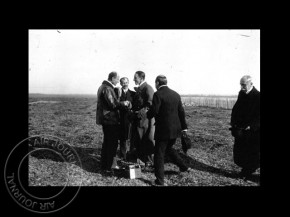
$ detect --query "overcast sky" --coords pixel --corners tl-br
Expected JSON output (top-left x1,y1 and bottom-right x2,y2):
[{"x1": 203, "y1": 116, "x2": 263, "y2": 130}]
[{"x1": 29, "y1": 29, "x2": 260, "y2": 95}]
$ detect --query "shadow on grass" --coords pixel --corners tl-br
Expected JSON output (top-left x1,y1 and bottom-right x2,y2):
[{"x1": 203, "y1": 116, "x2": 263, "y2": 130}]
[
  {"x1": 179, "y1": 152, "x2": 260, "y2": 183},
  {"x1": 72, "y1": 146, "x2": 102, "y2": 173},
  {"x1": 29, "y1": 145, "x2": 147, "y2": 181},
  {"x1": 137, "y1": 177, "x2": 153, "y2": 185},
  {"x1": 164, "y1": 170, "x2": 179, "y2": 175},
  {"x1": 28, "y1": 144, "x2": 260, "y2": 184},
  {"x1": 29, "y1": 145, "x2": 103, "y2": 174},
  {"x1": 245, "y1": 174, "x2": 260, "y2": 183}
]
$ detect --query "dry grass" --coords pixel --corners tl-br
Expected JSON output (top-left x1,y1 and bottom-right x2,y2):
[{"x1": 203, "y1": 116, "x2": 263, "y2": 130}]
[{"x1": 28, "y1": 95, "x2": 259, "y2": 186}]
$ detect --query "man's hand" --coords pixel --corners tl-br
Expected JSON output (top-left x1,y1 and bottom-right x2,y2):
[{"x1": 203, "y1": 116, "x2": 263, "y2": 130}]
[
  {"x1": 245, "y1": 126, "x2": 250, "y2": 130},
  {"x1": 137, "y1": 107, "x2": 148, "y2": 119},
  {"x1": 120, "y1": 100, "x2": 129, "y2": 107},
  {"x1": 127, "y1": 101, "x2": 132, "y2": 109}
]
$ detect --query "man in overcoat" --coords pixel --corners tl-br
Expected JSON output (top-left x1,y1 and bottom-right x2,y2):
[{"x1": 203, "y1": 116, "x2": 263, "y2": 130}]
[
  {"x1": 96, "y1": 72, "x2": 129, "y2": 171},
  {"x1": 230, "y1": 75, "x2": 260, "y2": 179}
]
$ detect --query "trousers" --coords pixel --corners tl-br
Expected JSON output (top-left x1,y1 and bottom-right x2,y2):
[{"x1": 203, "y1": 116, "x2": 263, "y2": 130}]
[
  {"x1": 154, "y1": 139, "x2": 188, "y2": 185},
  {"x1": 101, "y1": 124, "x2": 120, "y2": 170}
]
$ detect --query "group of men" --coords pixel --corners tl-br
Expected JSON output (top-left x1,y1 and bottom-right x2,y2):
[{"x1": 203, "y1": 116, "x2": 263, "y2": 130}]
[{"x1": 96, "y1": 71, "x2": 260, "y2": 186}]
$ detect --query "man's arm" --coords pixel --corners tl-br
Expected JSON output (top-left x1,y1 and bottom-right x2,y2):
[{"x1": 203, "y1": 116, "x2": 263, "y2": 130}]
[
  {"x1": 147, "y1": 93, "x2": 161, "y2": 119},
  {"x1": 103, "y1": 88, "x2": 127, "y2": 110},
  {"x1": 178, "y1": 96, "x2": 188, "y2": 130},
  {"x1": 249, "y1": 92, "x2": 260, "y2": 132},
  {"x1": 144, "y1": 85, "x2": 154, "y2": 108},
  {"x1": 230, "y1": 92, "x2": 241, "y2": 127}
]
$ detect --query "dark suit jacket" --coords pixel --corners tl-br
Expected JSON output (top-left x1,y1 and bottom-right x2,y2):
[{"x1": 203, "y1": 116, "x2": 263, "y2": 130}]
[
  {"x1": 231, "y1": 86, "x2": 260, "y2": 132},
  {"x1": 132, "y1": 82, "x2": 154, "y2": 111},
  {"x1": 118, "y1": 88, "x2": 135, "y2": 140},
  {"x1": 147, "y1": 86, "x2": 187, "y2": 141},
  {"x1": 119, "y1": 88, "x2": 135, "y2": 123},
  {"x1": 120, "y1": 88, "x2": 135, "y2": 105}
]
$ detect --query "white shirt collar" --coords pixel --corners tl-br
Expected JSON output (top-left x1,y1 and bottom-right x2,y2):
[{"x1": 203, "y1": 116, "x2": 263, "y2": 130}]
[
  {"x1": 107, "y1": 80, "x2": 115, "y2": 87},
  {"x1": 158, "y1": 85, "x2": 167, "y2": 89},
  {"x1": 139, "y1": 80, "x2": 146, "y2": 87},
  {"x1": 246, "y1": 86, "x2": 253, "y2": 94}
]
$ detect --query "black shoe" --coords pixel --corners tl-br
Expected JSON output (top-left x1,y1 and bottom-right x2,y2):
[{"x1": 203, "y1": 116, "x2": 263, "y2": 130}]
[
  {"x1": 111, "y1": 165, "x2": 120, "y2": 170},
  {"x1": 120, "y1": 157, "x2": 127, "y2": 162},
  {"x1": 239, "y1": 169, "x2": 254, "y2": 180},
  {"x1": 151, "y1": 180, "x2": 167, "y2": 186},
  {"x1": 144, "y1": 162, "x2": 154, "y2": 169},
  {"x1": 101, "y1": 167, "x2": 107, "y2": 171},
  {"x1": 101, "y1": 169, "x2": 113, "y2": 176}
]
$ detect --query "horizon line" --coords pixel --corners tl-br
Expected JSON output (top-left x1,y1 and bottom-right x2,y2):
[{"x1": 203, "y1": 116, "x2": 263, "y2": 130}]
[{"x1": 29, "y1": 92, "x2": 238, "y2": 96}]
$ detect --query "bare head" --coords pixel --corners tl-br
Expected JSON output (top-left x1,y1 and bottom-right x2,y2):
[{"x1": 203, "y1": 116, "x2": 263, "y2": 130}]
[
  {"x1": 108, "y1": 71, "x2": 120, "y2": 86},
  {"x1": 240, "y1": 75, "x2": 253, "y2": 93},
  {"x1": 133, "y1": 71, "x2": 145, "y2": 85},
  {"x1": 155, "y1": 75, "x2": 167, "y2": 90},
  {"x1": 120, "y1": 77, "x2": 129, "y2": 89}
]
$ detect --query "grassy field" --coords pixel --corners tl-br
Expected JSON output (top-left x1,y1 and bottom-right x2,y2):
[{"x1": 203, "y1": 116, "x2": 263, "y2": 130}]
[
  {"x1": 28, "y1": 94, "x2": 259, "y2": 186},
  {"x1": 181, "y1": 95, "x2": 237, "y2": 109}
]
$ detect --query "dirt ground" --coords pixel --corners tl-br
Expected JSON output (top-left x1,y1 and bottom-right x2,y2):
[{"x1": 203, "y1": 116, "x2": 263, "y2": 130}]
[{"x1": 28, "y1": 95, "x2": 260, "y2": 186}]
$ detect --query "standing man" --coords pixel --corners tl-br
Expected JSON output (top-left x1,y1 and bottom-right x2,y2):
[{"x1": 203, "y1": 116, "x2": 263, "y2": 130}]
[
  {"x1": 147, "y1": 75, "x2": 193, "y2": 186},
  {"x1": 230, "y1": 75, "x2": 260, "y2": 179},
  {"x1": 130, "y1": 71, "x2": 155, "y2": 166},
  {"x1": 96, "y1": 72, "x2": 129, "y2": 172},
  {"x1": 118, "y1": 77, "x2": 135, "y2": 160}
]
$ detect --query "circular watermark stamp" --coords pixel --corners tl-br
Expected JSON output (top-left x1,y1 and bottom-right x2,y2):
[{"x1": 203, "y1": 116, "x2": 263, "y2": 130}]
[{"x1": 4, "y1": 135, "x2": 83, "y2": 214}]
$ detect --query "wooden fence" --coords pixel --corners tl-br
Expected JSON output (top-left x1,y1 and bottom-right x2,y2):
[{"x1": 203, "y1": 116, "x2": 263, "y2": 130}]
[{"x1": 181, "y1": 96, "x2": 237, "y2": 109}]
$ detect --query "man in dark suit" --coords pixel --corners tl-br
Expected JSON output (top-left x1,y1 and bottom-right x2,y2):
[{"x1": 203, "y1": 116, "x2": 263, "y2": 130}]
[
  {"x1": 147, "y1": 75, "x2": 193, "y2": 186},
  {"x1": 118, "y1": 77, "x2": 135, "y2": 160},
  {"x1": 129, "y1": 71, "x2": 155, "y2": 166},
  {"x1": 230, "y1": 75, "x2": 260, "y2": 179}
]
